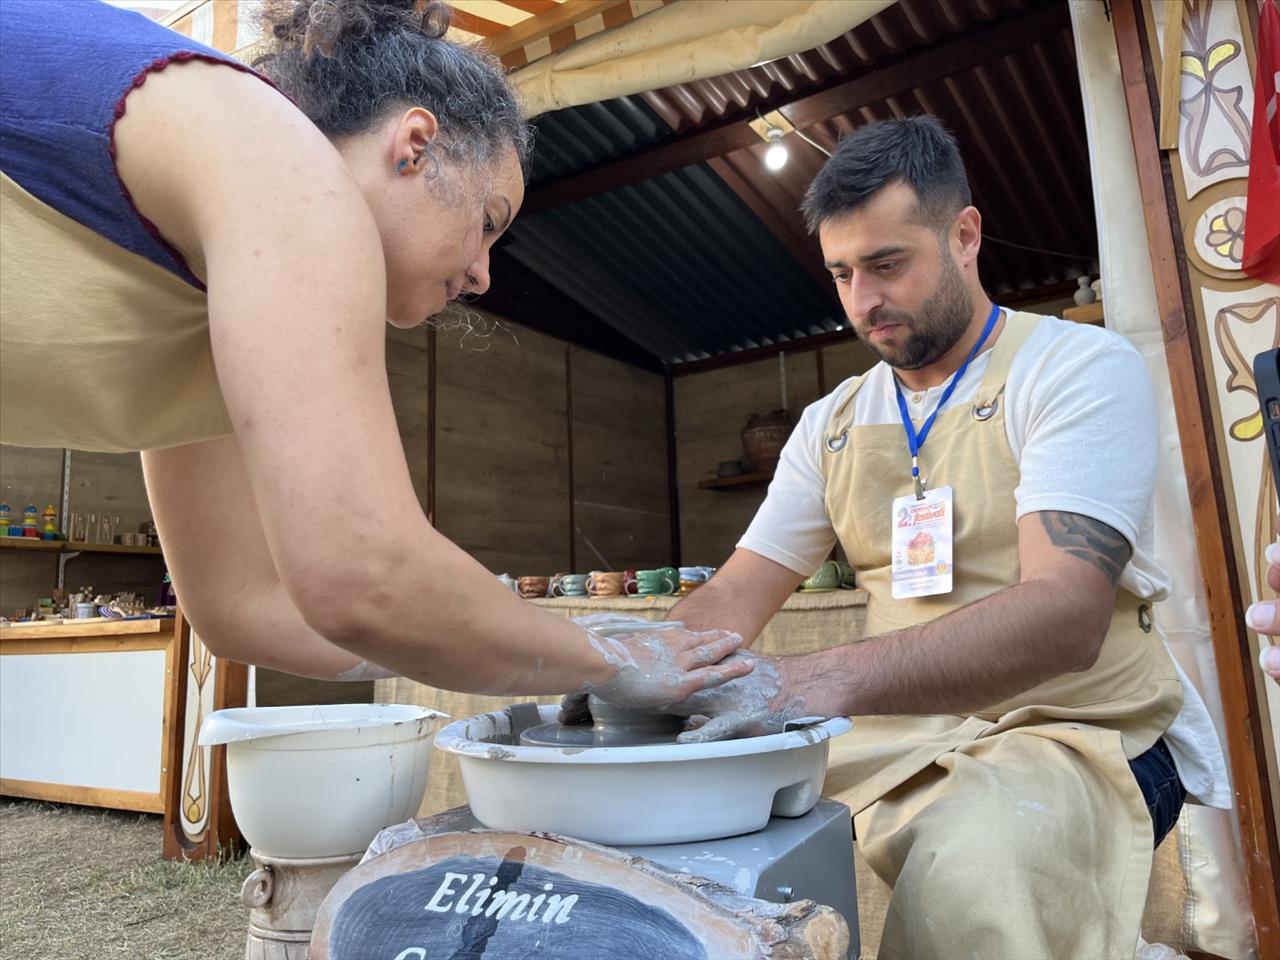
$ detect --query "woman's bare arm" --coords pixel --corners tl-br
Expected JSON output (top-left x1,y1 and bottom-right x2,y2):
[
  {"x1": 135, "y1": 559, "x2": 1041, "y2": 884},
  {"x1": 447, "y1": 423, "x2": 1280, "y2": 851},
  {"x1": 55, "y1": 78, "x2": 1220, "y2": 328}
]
[{"x1": 117, "y1": 63, "x2": 750, "y2": 699}]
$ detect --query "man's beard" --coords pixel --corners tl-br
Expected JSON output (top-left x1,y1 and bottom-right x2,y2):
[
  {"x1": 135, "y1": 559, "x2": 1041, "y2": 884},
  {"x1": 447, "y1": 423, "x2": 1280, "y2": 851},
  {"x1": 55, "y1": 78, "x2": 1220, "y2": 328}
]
[{"x1": 859, "y1": 255, "x2": 974, "y2": 370}]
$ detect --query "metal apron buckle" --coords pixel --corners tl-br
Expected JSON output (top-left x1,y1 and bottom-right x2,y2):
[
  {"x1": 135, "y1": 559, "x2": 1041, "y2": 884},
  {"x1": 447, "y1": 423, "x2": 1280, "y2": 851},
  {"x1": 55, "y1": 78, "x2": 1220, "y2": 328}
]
[
  {"x1": 1138, "y1": 604, "x2": 1153, "y2": 633},
  {"x1": 973, "y1": 398, "x2": 999, "y2": 421},
  {"x1": 825, "y1": 430, "x2": 849, "y2": 453}
]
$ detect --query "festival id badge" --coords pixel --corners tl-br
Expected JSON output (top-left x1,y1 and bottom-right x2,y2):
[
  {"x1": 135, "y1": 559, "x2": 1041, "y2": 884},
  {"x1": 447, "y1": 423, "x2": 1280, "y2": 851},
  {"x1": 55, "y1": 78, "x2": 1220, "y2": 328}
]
[{"x1": 891, "y1": 486, "x2": 954, "y2": 599}]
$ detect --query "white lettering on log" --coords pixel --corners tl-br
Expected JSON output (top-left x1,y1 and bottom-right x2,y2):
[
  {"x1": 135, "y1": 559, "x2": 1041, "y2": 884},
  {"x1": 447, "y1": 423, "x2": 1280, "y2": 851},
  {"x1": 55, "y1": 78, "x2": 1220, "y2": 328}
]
[
  {"x1": 486, "y1": 889, "x2": 532, "y2": 920},
  {"x1": 456, "y1": 873, "x2": 486, "y2": 913},
  {"x1": 422, "y1": 871, "x2": 578, "y2": 924},
  {"x1": 423, "y1": 872, "x2": 468, "y2": 913},
  {"x1": 394, "y1": 950, "x2": 427, "y2": 960}
]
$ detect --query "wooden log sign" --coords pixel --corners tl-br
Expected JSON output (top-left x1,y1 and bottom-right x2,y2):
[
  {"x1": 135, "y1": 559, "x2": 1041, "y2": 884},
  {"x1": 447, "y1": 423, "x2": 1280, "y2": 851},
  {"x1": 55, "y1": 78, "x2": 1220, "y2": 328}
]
[{"x1": 310, "y1": 829, "x2": 848, "y2": 960}]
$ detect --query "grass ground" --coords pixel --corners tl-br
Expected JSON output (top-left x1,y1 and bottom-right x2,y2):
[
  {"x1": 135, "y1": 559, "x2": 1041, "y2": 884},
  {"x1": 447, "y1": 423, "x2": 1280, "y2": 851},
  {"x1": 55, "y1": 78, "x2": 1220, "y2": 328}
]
[{"x1": 0, "y1": 799, "x2": 251, "y2": 959}]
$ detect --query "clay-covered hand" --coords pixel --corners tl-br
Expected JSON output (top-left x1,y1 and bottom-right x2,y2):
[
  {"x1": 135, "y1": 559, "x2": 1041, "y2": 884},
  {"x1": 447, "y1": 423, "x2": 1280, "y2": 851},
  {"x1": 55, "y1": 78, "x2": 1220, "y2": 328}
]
[
  {"x1": 666, "y1": 652, "x2": 831, "y2": 743},
  {"x1": 559, "y1": 614, "x2": 754, "y2": 723}
]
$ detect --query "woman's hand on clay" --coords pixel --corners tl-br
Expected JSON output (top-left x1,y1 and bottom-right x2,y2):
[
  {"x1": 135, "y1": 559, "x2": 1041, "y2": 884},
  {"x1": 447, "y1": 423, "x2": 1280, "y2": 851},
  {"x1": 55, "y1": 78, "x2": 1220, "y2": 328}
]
[
  {"x1": 669, "y1": 652, "x2": 832, "y2": 743},
  {"x1": 1247, "y1": 539, "x2": 1280, "y2": 681},
  {"x1": 565, "y1": 615, "x2": 754, "y2": 720}
]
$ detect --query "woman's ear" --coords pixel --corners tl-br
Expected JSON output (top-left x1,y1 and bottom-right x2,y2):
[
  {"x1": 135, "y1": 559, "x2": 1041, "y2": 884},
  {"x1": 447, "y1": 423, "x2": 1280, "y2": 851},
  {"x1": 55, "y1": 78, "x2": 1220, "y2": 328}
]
[{"x1": 391, "y1": 107, "x2": 439, "y2": 172}]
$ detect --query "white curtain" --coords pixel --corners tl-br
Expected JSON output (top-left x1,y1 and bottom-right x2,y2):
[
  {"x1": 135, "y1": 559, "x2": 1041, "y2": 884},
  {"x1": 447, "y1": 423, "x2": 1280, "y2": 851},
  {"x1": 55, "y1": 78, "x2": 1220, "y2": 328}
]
[{"x1": 1069, "y1": 2, "x2": 1254, "y2": 956}]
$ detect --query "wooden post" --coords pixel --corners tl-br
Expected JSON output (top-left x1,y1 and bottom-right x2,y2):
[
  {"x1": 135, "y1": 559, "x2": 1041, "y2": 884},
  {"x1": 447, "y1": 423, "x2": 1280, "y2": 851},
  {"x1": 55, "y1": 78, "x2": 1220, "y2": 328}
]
[
  {"x1": 426, "y1": 327, "x2": 437, "y2": 527},
  {"x1": 1111, "y1": 2, "x2": 1280, "y2": 952},
  {"x1": 665, "y1": 369, "x2": 682, "y2": 568},
  {"x1": 565, "y1": 345, "x2": 577, "y2": 572},
  {"x1": 163, "y1": 606, "x2": 249, "y2": 861}
]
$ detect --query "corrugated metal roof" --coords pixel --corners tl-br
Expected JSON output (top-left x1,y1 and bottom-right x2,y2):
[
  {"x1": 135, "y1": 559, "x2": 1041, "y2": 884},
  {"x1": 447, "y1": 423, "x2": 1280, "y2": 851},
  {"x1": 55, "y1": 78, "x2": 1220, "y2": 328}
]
[
  {"x1": 504, "y1": 99, "x2": 841, "y2": 361},
  {"x1": 483, "y1": 0, "x2": 1097, "y2": 365}
]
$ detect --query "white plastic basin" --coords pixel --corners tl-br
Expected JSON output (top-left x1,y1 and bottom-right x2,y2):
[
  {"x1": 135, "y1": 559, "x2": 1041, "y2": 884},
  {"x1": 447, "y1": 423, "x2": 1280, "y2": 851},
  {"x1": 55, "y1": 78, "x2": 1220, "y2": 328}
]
[
  {"x1": 435, "y1": 706, "x2": 851, "y2": 845},
  {"x1": 199, "y1": 703, "x2": 444, "y2": 859}
]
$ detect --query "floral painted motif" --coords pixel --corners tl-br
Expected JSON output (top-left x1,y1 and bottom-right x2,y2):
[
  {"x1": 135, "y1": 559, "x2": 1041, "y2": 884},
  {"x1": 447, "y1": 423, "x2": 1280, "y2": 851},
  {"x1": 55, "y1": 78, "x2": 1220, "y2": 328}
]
[
  {"x1": 1205, "y1": 206, "x2": 1246, "y2": 263},
  {"x1": 1178, "y1": 0, "x2": 1252, "y2": 179},
  {"x1": 1212, "y1": 296, "x2": 1280, "y2": 604}
]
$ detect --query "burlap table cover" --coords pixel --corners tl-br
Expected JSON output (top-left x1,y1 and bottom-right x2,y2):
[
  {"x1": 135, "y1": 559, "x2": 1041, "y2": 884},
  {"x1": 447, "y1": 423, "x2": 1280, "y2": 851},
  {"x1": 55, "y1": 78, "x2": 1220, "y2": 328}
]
[{"x1": 375, "y1": 590, "x2": 869, "y2": 818}]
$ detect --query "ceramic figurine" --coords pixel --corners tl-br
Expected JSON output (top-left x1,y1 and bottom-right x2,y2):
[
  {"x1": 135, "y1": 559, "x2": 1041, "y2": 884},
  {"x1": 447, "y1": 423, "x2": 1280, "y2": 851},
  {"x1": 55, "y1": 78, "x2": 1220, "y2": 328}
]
[
  {"x1": 41, "y1": 505, "x2": 58, "y2": 540},
  {"x1": 0, "y1": 501, "x2": 10, "y2": 536},
  {"x1": 21, "y1": 503, "x2": 38, "y2": 537},
  {"x1": 1073, "y1": 275, "x2": 1096, "y2": 306}
]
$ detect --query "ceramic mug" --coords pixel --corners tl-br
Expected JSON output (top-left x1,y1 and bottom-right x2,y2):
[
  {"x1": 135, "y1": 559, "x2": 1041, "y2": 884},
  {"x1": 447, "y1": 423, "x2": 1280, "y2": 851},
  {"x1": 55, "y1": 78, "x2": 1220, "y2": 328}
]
[
  {"x1": 678, "y1": 566, "x2": 711, "y2": 583},
  {"x1": 586, "y1": 571, "x2": 625, "y2": 598},
  {"x1": 623, "y1": 569, "x2": 639, "y2": 595},
  {"x1": 836, "y1": 562, "x2": 856, "y2": 589},
  {"x1": 635, "y1": 567, "x2": 678, "y2": 596},
  {"x1": 800, "y1": 560, "x2": 841, "y2": 592},
  {"x1": 553, "y1": 573, "x2": 588, "y2": 597},
  {"x1": 495, "y1": 573, "x2": 519, "y2": 594},
  {"x1": 518, "y1": 575, "x2": 551, "y2": 599}
]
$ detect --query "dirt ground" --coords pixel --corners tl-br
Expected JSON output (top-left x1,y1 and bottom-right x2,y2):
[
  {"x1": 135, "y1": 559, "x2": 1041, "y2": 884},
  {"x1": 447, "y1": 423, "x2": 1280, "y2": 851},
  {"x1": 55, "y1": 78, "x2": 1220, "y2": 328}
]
[{"x1": 0, "y1": 799, "x2": 251, "y2": 960}]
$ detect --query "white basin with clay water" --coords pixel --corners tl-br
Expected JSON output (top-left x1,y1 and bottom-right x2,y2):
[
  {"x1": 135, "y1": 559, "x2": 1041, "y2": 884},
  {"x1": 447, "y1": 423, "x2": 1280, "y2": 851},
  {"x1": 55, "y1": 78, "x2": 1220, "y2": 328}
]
[
  {"x1": 435, "y1": 705, "x2": 852, "y2": 846},
  {"x1": 199, "y1": 703, "x2": 445, "y2": 859}
]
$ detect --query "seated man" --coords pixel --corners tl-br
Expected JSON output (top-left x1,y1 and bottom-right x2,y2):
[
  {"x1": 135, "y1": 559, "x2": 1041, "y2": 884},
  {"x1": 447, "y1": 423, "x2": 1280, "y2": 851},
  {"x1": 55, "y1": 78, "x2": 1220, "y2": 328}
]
[{"x1": 664, "y1": 117, "x2": 1229, "y2": 959}]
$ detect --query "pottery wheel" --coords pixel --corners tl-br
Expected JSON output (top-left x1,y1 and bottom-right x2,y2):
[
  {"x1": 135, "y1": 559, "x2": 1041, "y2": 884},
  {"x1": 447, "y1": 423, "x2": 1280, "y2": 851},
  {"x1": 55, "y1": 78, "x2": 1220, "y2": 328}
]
[{"x1": 519, "y1": 696, "x2": 686, "y2": 747}]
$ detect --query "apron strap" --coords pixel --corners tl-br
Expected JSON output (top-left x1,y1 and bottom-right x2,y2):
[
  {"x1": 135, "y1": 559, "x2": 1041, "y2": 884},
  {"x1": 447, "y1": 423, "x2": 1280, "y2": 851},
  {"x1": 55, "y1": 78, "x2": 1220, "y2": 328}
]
[
  {"x1": 972, "y1": 310, "x2": 1040, "y2": 411},
  {"x1": 822, "y1": 372, "x2": 872, "y2": 453}
]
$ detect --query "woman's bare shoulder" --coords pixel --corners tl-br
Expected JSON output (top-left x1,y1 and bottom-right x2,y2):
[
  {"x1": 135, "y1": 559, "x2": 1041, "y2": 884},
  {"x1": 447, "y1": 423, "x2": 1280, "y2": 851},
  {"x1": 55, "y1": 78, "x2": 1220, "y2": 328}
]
[{"x1": 112, "y1": 59, "x2": 360, "y2": 276}]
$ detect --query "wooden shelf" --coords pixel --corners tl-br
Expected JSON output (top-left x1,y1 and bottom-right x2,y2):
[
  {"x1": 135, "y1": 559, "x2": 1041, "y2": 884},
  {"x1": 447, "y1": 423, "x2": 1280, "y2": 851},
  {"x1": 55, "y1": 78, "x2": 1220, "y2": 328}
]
[
  {"x1": 0, "y1": 538, "x2": 60, "y2": 552},
  {"x1": 698, "y1": 470, "x2": 774, "y2": 491},
  {"x1": 0, "y1": 538, "x2": 163, "y2": 557},
  {"x1": 1062, "y1": 301, "x2": 1104, "y2": 325}
]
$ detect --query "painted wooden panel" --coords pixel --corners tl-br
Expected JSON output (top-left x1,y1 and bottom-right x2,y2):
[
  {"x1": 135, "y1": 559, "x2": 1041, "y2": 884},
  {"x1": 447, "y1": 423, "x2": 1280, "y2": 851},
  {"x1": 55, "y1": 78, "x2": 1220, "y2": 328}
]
[
  {"x1": 434, "y1": 319, "x2": 570, "y2": 576},
  {"x1": 569, "y1": 347, "x2": 669, "y2": 571},
  {"x1": 675, "y1": 353, "x2": 820, "y2": 565}
]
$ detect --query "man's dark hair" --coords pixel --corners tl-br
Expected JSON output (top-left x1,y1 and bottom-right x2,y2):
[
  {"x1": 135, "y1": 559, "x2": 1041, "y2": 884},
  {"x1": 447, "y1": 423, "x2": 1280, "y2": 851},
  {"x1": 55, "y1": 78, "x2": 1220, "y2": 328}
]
[{"x1": 800, "y1": 115, "x2": 971, "y2": 235}]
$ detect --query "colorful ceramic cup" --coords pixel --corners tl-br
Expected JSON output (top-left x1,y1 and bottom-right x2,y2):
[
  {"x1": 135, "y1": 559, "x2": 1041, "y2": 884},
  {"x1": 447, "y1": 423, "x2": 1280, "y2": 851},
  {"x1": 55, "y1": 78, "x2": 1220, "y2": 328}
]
[
  {"x1": 553, "y1": 573, "x2": 588, "y2": 597},
  {"x1": 586, "y1": 571, "x2": 626, "y2": 598},
  {"x1": 635, "y1": 567, "x2": 678, "y2": 596},
  {"x1": 800, "y1": 560, "x2": 841, "y2": 592},
  {"x1": 518, "y1": 575, "x2": 551, "y2": 599}
]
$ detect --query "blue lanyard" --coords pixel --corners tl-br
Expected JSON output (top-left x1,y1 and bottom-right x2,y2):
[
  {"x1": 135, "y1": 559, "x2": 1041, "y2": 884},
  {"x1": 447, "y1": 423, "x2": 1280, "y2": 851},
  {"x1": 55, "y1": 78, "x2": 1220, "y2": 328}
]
[{"x1": 894, "y1": 303, "x2": 1001, "y2": 499}]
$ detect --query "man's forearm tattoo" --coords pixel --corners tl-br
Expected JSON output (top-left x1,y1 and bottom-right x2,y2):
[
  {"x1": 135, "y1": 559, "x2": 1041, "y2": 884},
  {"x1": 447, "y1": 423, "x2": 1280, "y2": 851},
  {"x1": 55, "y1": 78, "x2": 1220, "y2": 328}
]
[{"x1": 1038, "y1": 511, "x2": 1131, "y2": 585}]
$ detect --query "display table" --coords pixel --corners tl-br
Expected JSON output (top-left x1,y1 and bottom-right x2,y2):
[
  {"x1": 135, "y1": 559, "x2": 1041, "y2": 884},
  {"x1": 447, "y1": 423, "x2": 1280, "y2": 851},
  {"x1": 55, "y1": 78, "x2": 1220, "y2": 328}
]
[
  {"x1": 0, "y1": 618, "x2": 179, "y2": 813},
  {"x1": 0, "y1": 610, "x2": 248, "y2": 861},
  {"x1": 375, "y1": 589, "x2": 868, "y2": 817}
]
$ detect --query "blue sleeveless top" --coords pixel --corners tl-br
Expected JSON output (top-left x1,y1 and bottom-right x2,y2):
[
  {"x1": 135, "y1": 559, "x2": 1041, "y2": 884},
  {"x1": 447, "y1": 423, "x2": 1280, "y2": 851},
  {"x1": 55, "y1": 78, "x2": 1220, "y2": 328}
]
[{"x1": 0, "y1": 0, "x2": 262, "y2": 289}]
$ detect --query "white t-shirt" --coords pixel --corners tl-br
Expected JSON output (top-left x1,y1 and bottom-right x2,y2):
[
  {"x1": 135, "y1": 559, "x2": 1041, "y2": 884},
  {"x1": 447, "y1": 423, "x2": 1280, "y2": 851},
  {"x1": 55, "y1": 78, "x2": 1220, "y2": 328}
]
[{"x1": 738, "y1": 314, "x2": 1229, "y2": 807}]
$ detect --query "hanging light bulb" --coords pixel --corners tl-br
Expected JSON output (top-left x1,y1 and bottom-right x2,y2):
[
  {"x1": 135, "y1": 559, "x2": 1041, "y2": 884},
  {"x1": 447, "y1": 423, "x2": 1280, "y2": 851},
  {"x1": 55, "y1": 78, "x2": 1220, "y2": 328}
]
[{"x1": 764, "y1": 126, "x2": 788, "y2": 172}]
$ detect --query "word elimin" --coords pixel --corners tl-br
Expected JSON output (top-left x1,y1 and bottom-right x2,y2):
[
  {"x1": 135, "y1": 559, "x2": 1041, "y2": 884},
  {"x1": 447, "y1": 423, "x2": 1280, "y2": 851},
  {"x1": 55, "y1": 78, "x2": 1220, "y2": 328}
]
[{"x1": 424, "y1": 872, "x2": 578, "y2": 924}]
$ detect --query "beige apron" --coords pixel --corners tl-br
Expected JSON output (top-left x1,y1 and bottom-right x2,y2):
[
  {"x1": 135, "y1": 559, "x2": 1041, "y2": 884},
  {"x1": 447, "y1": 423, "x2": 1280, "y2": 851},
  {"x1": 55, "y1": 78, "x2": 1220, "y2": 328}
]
[
  {"x1": 819, "y1": 312, "x2": 1183, "y2": 959},
  {"x1": 0, "y1": 172, "x2": 232, "y2": 452}
]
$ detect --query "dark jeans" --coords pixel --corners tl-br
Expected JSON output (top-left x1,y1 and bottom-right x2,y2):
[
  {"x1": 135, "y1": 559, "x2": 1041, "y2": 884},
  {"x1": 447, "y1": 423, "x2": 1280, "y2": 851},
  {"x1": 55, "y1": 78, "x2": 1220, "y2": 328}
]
[{"x1": 1128, "y1": 738, "x2": 1185, "y2": 847}]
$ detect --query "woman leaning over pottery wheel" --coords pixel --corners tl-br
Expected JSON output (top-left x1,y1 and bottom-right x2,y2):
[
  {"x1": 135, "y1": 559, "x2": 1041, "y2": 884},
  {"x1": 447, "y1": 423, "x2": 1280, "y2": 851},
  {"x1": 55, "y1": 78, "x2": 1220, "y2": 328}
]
[{"x1": 0, "y1": 0, "x2": 753, "y2": 706}]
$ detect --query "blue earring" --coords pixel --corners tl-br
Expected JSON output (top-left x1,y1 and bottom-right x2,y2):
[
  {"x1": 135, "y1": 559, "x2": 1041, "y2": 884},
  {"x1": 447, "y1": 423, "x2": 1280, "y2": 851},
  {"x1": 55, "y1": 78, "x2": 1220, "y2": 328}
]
[{"x1": 396, "y1": 157, "x2": 410, "y2": 172}]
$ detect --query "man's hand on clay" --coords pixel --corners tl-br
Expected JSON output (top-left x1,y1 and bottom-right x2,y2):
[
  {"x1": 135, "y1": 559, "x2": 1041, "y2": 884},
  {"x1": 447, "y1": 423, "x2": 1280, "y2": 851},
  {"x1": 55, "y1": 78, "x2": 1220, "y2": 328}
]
[
  {"x1": 563, "y1": 615, "x2": 754, "y2": 721},
  {"x1": 1247, "y1": 538, "x2": 1280, "y2": 682},
  {"x1": 668, "y1": 652, "x2": 835, "y2": 743}
]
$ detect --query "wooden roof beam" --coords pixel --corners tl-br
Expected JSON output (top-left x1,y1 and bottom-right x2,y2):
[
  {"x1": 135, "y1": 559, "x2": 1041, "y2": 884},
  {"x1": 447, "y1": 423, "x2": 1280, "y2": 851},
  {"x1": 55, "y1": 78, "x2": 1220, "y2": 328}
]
[{"x1": 487, "y1": 0, "x2": 629, "y2": 58}]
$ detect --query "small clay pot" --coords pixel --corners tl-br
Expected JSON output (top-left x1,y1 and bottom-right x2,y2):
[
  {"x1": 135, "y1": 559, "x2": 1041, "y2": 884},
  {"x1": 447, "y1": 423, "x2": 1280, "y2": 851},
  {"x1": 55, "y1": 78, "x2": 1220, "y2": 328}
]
[{"x1": 741, "y1": 410, "x2": 792, "y2": 475}]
